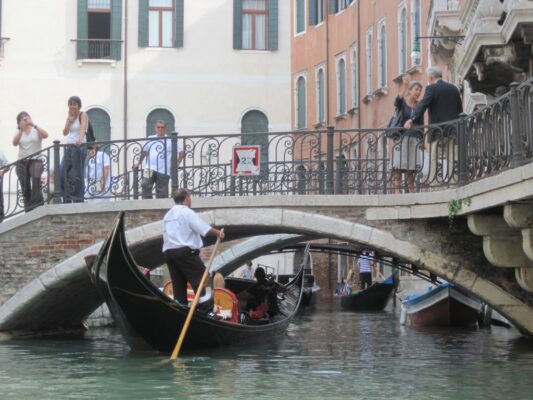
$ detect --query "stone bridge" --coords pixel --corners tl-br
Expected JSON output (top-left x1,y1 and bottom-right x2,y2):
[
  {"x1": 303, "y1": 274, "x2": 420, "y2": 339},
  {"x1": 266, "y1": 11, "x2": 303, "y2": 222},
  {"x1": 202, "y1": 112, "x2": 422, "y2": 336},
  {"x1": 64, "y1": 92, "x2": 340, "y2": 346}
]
[{"x1": 0, "y1": 163, "x2": 532, "y2": 337}]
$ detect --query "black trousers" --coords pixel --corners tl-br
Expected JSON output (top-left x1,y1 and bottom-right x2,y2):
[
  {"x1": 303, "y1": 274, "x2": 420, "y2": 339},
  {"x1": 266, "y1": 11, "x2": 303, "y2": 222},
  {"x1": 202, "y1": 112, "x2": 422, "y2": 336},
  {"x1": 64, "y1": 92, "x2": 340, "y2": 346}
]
[
  {"x1": 164, "y1": 247, "x2": 207, "y2": 304},
  {"x1": 360, "y1": 272, "x2": 372, "y2": 289}
]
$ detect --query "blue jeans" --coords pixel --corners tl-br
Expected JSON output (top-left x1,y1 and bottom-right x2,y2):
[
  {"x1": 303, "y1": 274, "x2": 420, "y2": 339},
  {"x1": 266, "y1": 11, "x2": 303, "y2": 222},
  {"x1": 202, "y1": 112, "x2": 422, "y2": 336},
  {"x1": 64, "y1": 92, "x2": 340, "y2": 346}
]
[{"x1": 60, "y1": 145, "x2": 87, "y2": 203}]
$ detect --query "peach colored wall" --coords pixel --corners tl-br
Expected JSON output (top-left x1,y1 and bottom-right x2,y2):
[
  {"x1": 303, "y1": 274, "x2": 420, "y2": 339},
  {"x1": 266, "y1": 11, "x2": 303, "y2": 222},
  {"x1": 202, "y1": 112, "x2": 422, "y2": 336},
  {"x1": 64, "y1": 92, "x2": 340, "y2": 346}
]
[{"x1": 291, "y1": 0, "x2": 431, "y2": 133}]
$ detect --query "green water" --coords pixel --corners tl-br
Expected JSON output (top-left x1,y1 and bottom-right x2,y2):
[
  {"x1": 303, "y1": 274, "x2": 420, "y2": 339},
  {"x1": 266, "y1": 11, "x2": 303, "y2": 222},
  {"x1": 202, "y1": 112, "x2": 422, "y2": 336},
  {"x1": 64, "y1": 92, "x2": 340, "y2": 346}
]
[{"x1": 1, "y1": 302, "x2": 532, "y2": 399}]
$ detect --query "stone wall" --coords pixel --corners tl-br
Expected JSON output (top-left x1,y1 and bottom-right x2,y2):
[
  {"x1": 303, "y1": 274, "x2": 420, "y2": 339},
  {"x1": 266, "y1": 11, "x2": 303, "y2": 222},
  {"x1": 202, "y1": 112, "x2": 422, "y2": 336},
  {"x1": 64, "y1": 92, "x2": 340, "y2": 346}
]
[{"x1": 0, "y1": 210, "x2": 165, "y2": 305}]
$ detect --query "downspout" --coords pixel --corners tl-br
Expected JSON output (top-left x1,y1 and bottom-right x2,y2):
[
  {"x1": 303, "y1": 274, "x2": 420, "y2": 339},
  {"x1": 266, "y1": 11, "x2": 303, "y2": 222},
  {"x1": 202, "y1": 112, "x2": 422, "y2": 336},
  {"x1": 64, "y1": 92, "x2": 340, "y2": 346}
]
[
  {"x1": 123, "y1": 0, "x2": 128, "y2": 174},
  {"x1": 357, "y1": 0, "x2": 361, "y2": 129},
  {"x1": 325, "y1": 0, "x2": 330, "y2": 126}
]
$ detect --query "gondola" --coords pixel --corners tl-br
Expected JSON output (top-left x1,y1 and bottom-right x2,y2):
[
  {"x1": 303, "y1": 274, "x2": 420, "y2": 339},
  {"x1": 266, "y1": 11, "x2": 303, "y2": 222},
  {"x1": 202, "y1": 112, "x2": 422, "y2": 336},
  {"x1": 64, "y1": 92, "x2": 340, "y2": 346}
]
[
  {"x1": 89, "y1": 212, "x2": 304, "y2": 353},
  {"x1": 338, "y1": 276, "x2": 394, "y2": 311}
]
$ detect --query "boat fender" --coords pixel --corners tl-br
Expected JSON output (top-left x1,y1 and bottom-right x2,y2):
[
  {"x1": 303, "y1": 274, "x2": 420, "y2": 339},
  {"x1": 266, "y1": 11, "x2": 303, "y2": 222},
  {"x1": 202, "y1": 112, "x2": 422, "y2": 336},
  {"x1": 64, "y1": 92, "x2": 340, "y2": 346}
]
[{"x1": 400, "y1": 306, "x2": 407, "y2": 325}]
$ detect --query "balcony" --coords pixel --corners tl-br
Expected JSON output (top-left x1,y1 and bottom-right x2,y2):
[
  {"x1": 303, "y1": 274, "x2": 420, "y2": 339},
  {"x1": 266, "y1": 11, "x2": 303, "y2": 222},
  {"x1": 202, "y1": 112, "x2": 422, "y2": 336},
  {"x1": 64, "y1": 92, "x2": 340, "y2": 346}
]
[{"x1": 73, "y1": 38, "x2": 122, "y2": 66}]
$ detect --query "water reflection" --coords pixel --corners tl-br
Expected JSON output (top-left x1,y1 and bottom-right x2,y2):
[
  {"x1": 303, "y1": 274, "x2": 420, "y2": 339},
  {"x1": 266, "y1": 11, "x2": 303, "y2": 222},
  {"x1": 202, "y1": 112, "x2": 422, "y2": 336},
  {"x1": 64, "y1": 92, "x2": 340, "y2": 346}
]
[{"x1": 0, "y1": 303, "x2": 532, "y2": 399}]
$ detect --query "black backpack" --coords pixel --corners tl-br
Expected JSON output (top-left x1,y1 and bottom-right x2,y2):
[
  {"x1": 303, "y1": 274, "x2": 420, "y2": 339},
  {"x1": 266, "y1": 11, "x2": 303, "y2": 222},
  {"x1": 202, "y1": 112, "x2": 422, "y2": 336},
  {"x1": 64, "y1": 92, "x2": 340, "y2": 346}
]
[{"x1": 79, "y1": 112, "x2": 96, "y2": 143}]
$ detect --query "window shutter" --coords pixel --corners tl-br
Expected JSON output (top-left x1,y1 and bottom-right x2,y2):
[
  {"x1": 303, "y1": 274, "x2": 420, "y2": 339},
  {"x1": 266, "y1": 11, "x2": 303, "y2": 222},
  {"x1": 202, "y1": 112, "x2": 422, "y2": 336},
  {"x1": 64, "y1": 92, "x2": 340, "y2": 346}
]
[
  {"x1": 110, "y1": 0, "x2": 122, "y2": 60},
  {"x1": 267, "y1": 0, "x2": 278, "y2": 51},
  {"x1": 138, "y1": 0, "x2": 149, "y2": 47},
  {"x1": 233, "y1": 0, "x2": 243, "y2": 50},
  {"x1": 174, "y1": 0, "x2": 184, "y2": 48},
  {"x1": 77, "y1": 0, "x2": 88, "y2": 59},
  {"x1": 328, "y1": 0, "x2": 337, "y2": 14},
  {"x1": 309, "y1": 0, "x2": 317, "y2": 26}
]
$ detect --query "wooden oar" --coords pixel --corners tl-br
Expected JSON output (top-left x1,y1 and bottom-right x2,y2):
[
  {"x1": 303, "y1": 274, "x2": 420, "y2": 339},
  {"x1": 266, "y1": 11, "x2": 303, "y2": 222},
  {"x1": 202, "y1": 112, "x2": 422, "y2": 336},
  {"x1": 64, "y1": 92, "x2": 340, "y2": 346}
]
[{"x1": 170, "y1": 230, "x2": 224, "y2": 360}]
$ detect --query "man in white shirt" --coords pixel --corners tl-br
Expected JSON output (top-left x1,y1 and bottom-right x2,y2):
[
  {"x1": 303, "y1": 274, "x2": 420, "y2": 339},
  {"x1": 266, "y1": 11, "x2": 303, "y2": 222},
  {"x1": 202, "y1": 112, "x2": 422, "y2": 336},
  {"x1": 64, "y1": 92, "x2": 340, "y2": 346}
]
[
  {"x1": 86, "y1": 144, "x2": 111, "y2": 203},
  {"x1": 133, "y1": 120, "x2": 184, "y2": 199},
  {"x1": 241, "y1": 261, "x2": 255, "y2": 279},
  {"x1": 163, "y1": 188, "x2": 225, "y2": 309}
]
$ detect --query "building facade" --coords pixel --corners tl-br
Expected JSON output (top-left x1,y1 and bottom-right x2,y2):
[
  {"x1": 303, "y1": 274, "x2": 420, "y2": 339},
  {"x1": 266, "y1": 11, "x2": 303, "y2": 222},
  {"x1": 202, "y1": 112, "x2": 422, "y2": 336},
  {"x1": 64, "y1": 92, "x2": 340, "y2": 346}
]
[
  {"x1": 290, "y1": 0, "x2": 431, "y2": 132},
  {"x1": 0, "y1": 0, "x2": 291, "y2": 164}
]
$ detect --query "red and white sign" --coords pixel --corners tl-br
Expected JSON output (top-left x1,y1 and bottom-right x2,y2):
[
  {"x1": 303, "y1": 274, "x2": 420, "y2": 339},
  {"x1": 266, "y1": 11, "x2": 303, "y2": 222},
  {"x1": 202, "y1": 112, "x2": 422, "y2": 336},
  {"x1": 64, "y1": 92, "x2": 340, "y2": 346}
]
[{"x1": 232, "y1": 145, "x2": 261, "y2": 176}]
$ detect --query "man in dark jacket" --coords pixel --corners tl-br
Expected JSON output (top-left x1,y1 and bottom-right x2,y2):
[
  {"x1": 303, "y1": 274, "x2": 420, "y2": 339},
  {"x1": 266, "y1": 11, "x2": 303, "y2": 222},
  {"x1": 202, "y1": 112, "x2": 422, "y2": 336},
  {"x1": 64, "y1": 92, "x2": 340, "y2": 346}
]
[{"x1": 404, "y1": 67, "x2": 463, "y2": 186}]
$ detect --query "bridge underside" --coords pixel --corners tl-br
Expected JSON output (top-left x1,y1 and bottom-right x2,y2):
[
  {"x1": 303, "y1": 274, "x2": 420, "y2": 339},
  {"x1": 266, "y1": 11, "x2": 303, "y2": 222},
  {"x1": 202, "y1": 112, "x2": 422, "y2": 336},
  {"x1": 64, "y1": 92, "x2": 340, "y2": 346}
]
[{"x1": 0, "y1": 208, "x2": 532, "y2": 338}]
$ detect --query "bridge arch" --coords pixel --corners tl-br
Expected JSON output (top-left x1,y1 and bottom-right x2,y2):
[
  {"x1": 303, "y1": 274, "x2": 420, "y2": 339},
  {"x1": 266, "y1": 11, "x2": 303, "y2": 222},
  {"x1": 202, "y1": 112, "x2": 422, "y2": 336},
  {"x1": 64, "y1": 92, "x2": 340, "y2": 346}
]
[{"x1": 1, "y1": 208, "x2": 532, "y2": 337}]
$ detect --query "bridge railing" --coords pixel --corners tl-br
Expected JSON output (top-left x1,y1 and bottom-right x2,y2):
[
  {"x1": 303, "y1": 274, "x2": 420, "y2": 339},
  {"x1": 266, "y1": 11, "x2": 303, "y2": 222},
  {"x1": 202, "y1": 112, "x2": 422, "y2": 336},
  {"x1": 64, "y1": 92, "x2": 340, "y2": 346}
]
[{"x1": 0, "y1": 79, "x2": 531, "y2": 221}]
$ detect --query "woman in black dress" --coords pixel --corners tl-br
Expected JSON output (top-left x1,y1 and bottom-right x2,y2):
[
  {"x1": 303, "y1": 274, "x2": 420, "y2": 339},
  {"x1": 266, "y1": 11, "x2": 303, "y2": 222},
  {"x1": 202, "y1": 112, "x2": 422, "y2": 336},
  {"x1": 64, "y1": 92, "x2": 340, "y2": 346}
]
[{"x1": 390, "y1": 77, "x2": 423, "y2": 193}]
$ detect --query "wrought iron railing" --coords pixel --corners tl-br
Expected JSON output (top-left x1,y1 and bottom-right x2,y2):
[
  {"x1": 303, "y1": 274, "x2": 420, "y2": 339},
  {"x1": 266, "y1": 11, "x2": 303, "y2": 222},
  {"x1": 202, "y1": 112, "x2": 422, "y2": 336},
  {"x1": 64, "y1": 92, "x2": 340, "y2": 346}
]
[
  {"x1": 73, "y1": 38, "x2": 122, "y2": 60},
  {"x1": 0, "y1": 79, "x2": 531, "y2": 221}
]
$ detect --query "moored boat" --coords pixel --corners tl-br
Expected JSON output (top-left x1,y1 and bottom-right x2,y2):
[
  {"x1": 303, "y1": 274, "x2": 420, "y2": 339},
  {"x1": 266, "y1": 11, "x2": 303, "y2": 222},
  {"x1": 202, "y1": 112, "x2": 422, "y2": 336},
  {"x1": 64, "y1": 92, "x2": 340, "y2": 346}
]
[
  {"x1": 400, "y1": 283, "x2": 483, "y2": 327},
  {"x1": 90, "y1": 212, "x2": 304, "y2": 353},
  {"x1": 338, "y1": 276, "x2": 394, "y2": 311}
]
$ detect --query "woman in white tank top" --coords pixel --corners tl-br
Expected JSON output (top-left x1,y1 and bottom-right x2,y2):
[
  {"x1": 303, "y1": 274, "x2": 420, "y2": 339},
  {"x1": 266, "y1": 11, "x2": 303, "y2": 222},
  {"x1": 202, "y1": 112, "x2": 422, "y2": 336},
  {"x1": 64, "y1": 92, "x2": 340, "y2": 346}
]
[
  {"x1": 60, "y1": 95, "x2": 88, "y2": 203},
  {"x1": 12, "y1": 111, "x2": 48, "y2": 212}
]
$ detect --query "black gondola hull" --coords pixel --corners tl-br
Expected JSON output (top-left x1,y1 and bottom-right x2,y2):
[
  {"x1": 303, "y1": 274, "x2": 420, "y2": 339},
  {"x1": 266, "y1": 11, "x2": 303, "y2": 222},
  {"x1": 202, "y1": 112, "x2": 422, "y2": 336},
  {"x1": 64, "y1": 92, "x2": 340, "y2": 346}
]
[
  {"x1": 339, "y1": 281, "x2": 394, "y2": 311},
  {"x1": 91, "y1": 213, "x2": 304, "y2": 353}
]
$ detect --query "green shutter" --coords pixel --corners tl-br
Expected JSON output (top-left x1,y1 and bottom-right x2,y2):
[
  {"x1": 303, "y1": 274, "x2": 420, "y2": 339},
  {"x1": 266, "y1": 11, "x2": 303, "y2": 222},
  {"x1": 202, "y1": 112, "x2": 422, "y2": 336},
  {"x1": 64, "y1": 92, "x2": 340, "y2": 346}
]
[
  {"x1": 233, "y1": 0, "x2": 243, "y2": 50},
  {"x1": 138, "y1": 0, "x2": 149, "y2": 47},
  {"x1": 267, "y1": 0, "x2": 278, "y2": 51},
  {"x1": 77, "y1": 0, "x2": 88, "y2": 59},
  {"x1": 309, "y1": 0, "x2": 317, "y2": 26},
  {"x1": 111, "y1": 0, "x2": 122, "y2": 60},
  {"x1": 174, "y1": 0, "x2": 184, "y2": 48},
  {"x1": 328, "y1": 0, "x2": 337, "y2": 14}
]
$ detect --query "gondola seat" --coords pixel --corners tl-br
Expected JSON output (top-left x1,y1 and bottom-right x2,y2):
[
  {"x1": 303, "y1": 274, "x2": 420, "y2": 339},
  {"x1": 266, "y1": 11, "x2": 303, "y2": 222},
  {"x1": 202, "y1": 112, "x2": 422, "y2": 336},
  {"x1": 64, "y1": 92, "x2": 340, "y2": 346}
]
[{"x1": 213, "y1": 288, "x2": 239, "y2": 323}]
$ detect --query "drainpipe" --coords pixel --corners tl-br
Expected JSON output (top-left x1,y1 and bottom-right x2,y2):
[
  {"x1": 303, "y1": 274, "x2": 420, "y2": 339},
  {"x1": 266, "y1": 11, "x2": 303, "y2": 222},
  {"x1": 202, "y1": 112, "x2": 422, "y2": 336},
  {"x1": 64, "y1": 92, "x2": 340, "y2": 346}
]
[
  {"x1": 123, "y1": 0, "x2": 128, "y2": 174},
  {"x1": 325, "y1": 0, "x2": 330, "y2": 126},
  {"x1": 357, "y1": 0, "x2": 361, "y2": 130}
]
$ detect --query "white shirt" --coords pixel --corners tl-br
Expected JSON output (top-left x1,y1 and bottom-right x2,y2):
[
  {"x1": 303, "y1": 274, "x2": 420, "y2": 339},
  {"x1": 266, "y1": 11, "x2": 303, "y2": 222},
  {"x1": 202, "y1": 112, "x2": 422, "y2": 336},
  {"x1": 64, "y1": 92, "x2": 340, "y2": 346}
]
[
  {"x1": 143, "y1": 135, "x2": 182, "y2": 176},
  {"x1": 17, "y1": 128, "x2": 42, "y2": 159},
  {"x1": 162, "y1": 204, "x2": 211, "y2": 251},
  {"x1": 86, "y1": 151, "x2": 111, "y2": 194},
  {"x1": 65, "y1": 115, "x2": 86, "y2": 145}
]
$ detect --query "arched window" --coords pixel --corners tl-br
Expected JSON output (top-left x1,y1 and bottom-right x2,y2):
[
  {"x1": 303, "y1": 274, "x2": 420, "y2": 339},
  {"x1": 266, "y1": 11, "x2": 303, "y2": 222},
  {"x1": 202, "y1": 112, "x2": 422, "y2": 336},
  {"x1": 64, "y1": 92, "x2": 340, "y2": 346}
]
[
  {"x1": 412, "y1": 0, "x2": 421, "y2": 66},
  {"x1": 337, "y1": 58, "x2": 346, "y2": 115},
  {"x1": 366, "y1": 29, "x2": 372, "y2": 94},
  {"x1": 241, "y1": 110, "x2": 269, "y2": 174},
  {"x1": 399, "y1": 8, "x2": 407, "y2": 72},
  {"x1": 146, "y1": 108, "x2": 175, "y2": 137},
  {"x1": 86, "y1": 108, "x2": 111, "y2": 142},
  {"x1": 316, "y1": 68, "x2": 325, "y2": 124},
  {"x1": 296, "y1": 76, "x2": 307, "y2": 129},
  {"x1": 350, "y1": 48, "x2": 358, "y2": 109},
  {"x1": 378, "y1": 24, "x2": 387, "y2": 88}
]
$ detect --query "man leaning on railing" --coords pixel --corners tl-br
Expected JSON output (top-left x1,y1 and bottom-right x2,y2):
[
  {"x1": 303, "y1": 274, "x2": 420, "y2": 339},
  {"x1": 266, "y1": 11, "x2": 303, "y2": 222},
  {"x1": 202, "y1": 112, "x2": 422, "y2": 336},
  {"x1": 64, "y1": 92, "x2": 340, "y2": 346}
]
[{"x1": 132, "y1": 120, "x2": 184, "y2": 199}]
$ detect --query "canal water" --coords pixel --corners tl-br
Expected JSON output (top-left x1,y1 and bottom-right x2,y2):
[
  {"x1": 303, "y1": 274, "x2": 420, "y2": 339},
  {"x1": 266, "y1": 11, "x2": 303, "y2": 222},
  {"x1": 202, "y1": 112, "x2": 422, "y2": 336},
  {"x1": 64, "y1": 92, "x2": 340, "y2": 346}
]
[{"x1": 1, "y1": 301, "x2": 533, "y2": 399}]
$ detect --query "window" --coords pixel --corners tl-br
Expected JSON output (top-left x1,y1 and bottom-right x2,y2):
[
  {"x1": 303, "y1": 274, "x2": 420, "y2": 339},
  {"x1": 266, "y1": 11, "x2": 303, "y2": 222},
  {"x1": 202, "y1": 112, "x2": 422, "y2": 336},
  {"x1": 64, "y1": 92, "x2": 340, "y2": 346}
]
[
  {"x1": 378, "y1": 22, "x2": 387, "y2": 88},
  {"x1": 241, "y1": 110, "x2": 269, "y2": 175},
  {"x1": 316, "y1": 67, "x2": 325, "y2": 123},
  {"x1": 336, "y1": 57, "x2": 346, "y2": 115},
  {"x1": 295, "y1": 0, "x2": 305, "y2": 34},
  {"x1": 399, "y1": 6, "x2": 407, "y2": 73},
  {"x1": 309, "y1": 0, "x2": 324, "y2": 26},
  {"x1": 77, "y1": 0, "x2": 122, "y2": 60},
  {"x1": 234, "y1": 0, "x2": 278, "y2": 51},
  {"x1": 242, "y1": 0, "x2": 268, "y2": 49},
  {"x1": 146, "y1": 108, "x2": 175, "y2": 137},
  {"x1": 148, "y1": 0, "x2": 173, "y2": 47},
  {"x1": 350, "y1": 47, "x2": 358, "y2": 109},
  {"x1": 411, "y1": 0, "x2": 421, "y2": 66},
  {"x1": 139, "y1": 0, "x2": 183, "y2": 48},
  {"x1": 296, "y1": 75, "x2": 307, "y2": 129},
  {"x1": 87, "y1": 108, "x2": 111, "y2": 142},
  {"x1": 365, "y1": 28, "x2": 373, "y2": 95}
]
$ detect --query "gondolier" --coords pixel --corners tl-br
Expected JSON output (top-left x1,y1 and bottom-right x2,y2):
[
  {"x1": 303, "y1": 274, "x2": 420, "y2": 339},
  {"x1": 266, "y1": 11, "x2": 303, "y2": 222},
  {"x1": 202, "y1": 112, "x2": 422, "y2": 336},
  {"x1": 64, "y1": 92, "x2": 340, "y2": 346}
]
[
  {"x1": 163, "y1": 188, "x2": 225, "y2": 309},
  {"x1": 358, "y1": 251, "x2": 374, "y2": 289}
]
